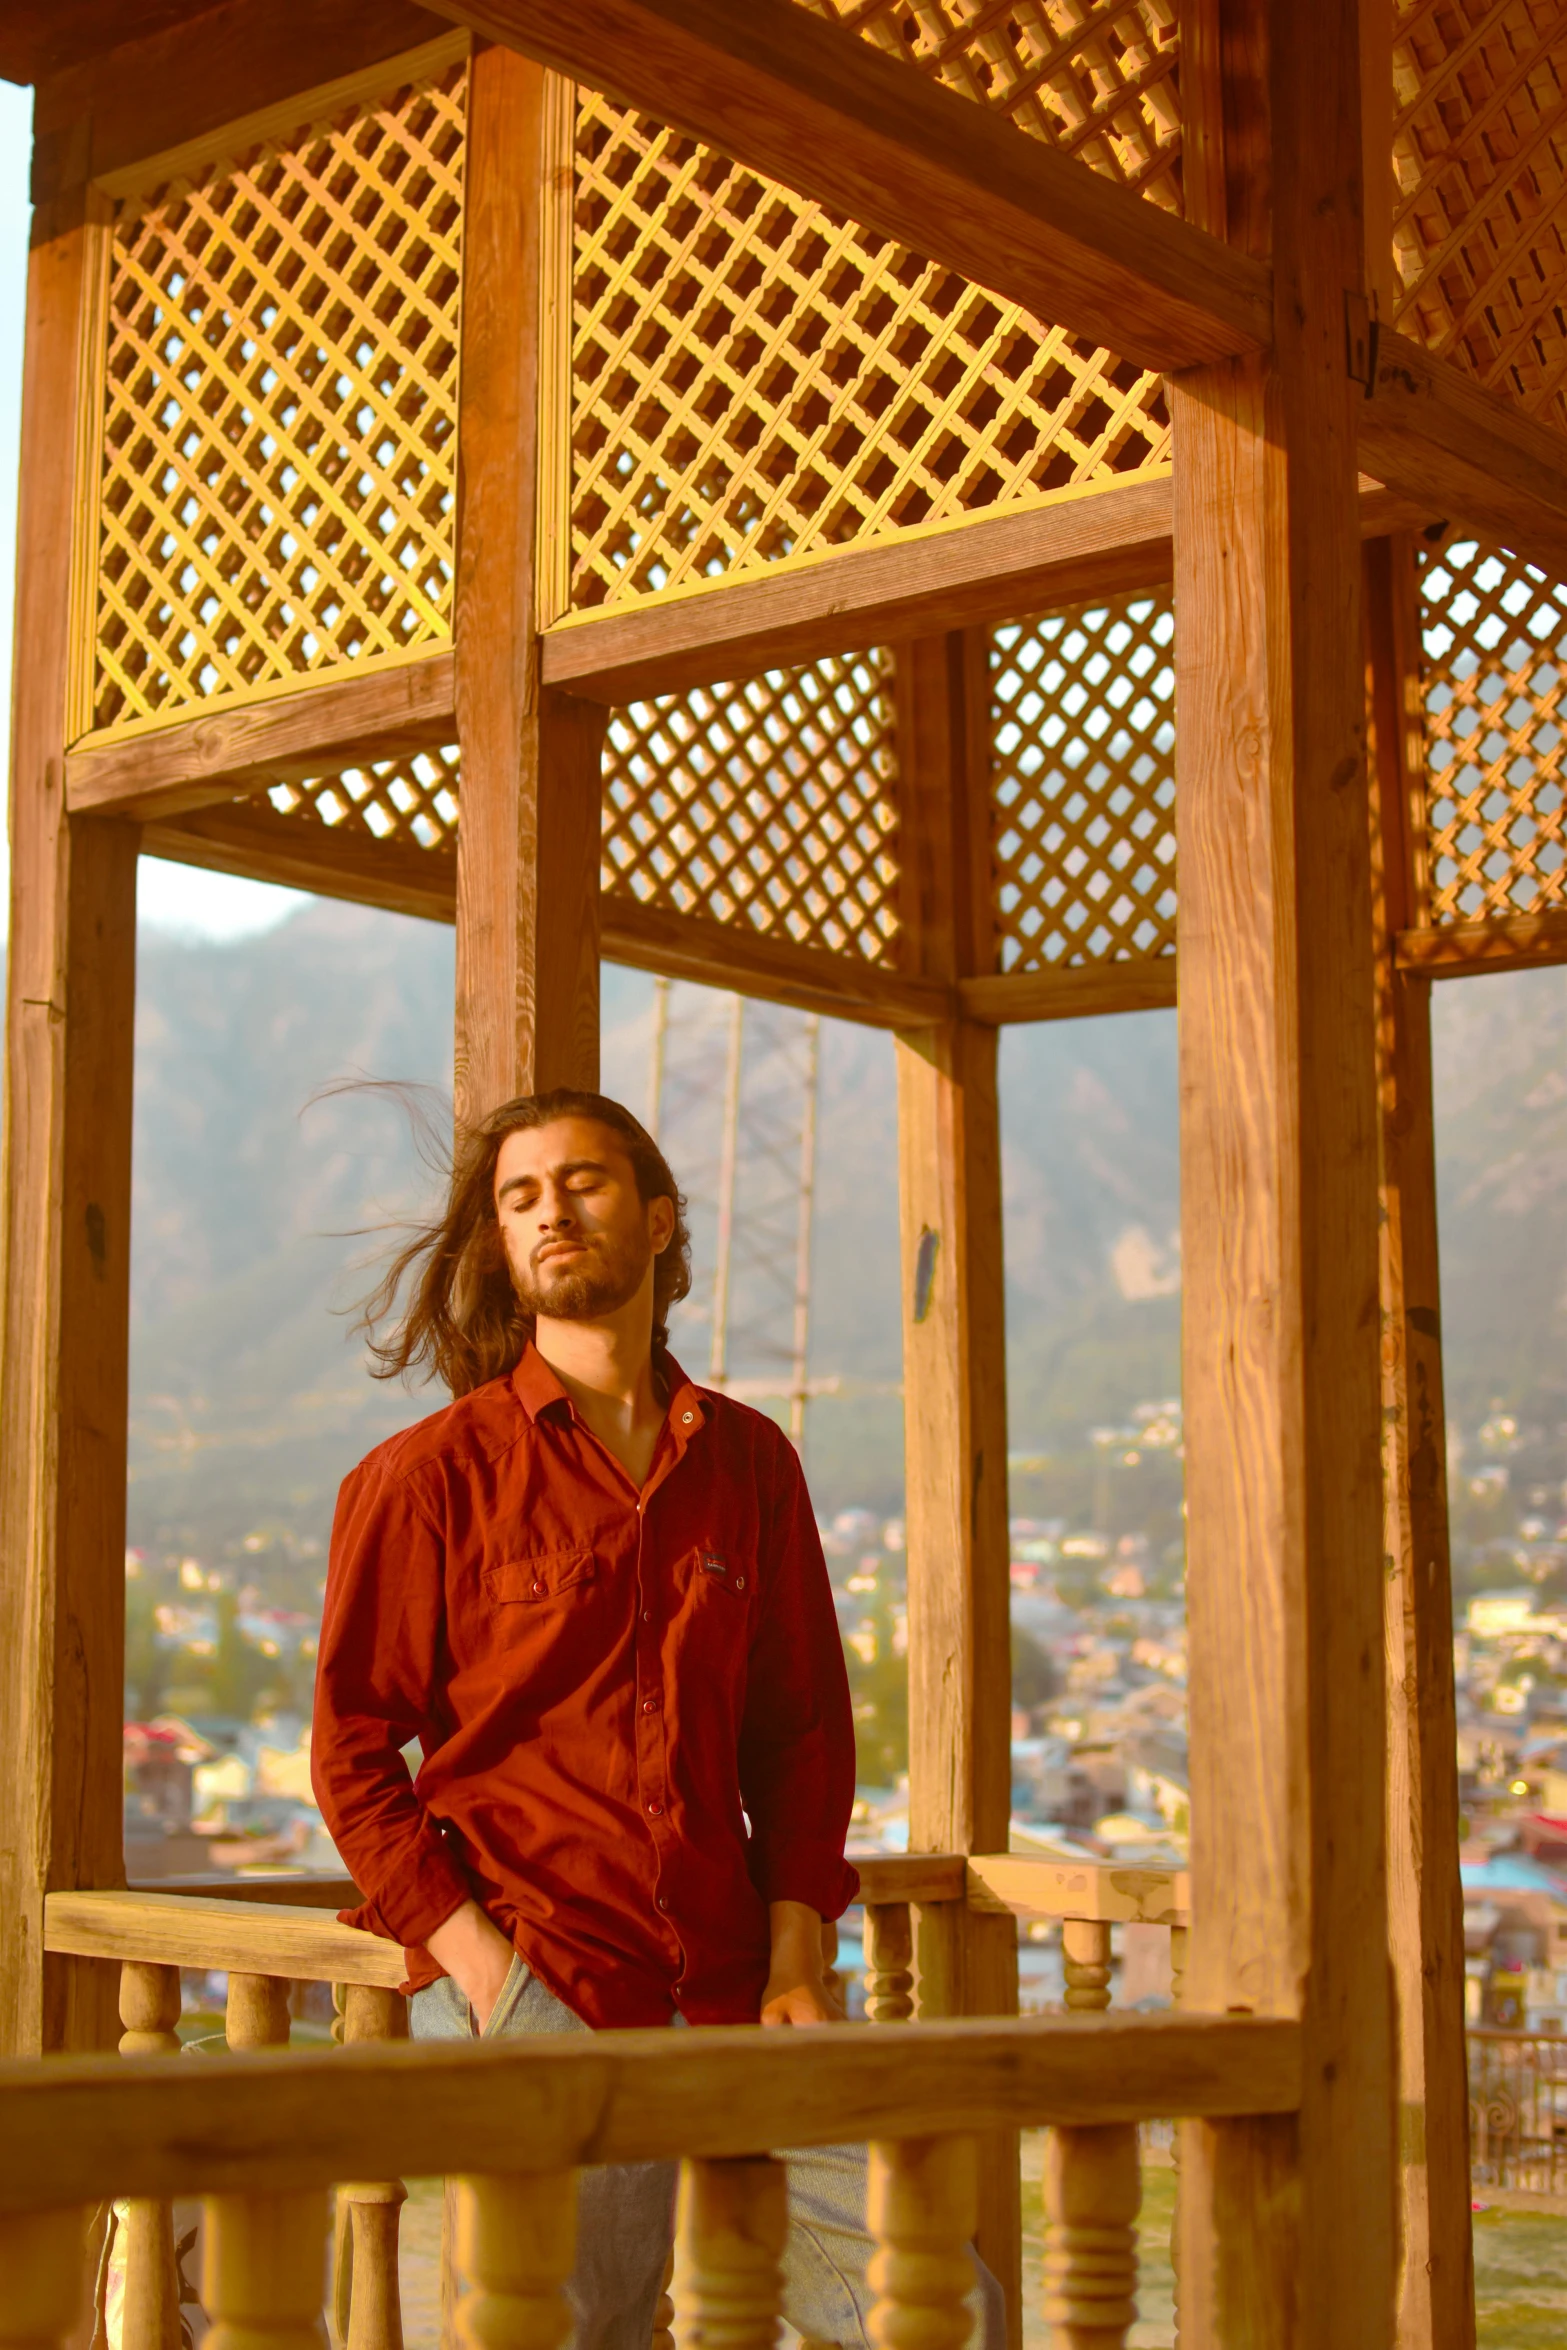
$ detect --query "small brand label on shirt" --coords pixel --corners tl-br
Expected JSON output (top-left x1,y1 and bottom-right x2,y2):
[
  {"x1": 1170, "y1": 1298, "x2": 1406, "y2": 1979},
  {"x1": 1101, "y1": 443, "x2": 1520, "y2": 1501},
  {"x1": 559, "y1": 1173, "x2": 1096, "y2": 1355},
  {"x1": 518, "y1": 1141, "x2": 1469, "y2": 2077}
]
[{"x1": 698, "y1": 1551, "x2": 726, "y2": 1576}]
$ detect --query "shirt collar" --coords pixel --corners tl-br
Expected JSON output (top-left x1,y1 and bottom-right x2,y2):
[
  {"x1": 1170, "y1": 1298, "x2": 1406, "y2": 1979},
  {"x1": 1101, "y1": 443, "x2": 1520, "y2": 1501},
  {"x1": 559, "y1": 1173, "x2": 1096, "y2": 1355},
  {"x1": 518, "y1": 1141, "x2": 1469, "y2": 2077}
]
[{"x1": 510, "y1": 1341, "x2": 710, "y2": 1442}]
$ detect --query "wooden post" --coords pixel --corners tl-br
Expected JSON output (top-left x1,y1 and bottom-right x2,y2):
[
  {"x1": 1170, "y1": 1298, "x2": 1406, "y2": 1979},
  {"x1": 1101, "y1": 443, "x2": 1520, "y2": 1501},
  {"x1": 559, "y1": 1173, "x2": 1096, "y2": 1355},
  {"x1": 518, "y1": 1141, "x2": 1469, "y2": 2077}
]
[
  {"x1": 892, "y1": 632, "x2": 1019, "y2": 2335},
  {"x1": 675, "y1": 2157, "x2": 787, "y2": 2350},
  {"x1": 0, "y1": 2208, "x2": 90, "y2": 2350},
  {"x1": 452, "y1": 43, "x2": 604, "y2": 1123},
  {"x1": 1364, "y1": 531, "x2": 1475, "y2": 2350},
  {"x1": 450, "y1": 2172, "x2": 577, "y2": 2350},
  {"x1": 0, "y1": 177, "x2": 139, "y2": 2062},
  {"x1": 863, "y1": 1903, "x2": 915, "y2": 2024},
  {"x1": 866, "y1": 2136, "x2": 978, "y2": 2350},
  {"x1": 1060, "y1": 1923, "x2": 1113, "y2": 2015},
  {"x1": 225, "y1": 1975, "x2": 292, "y2": 2051},
  {"x1": 1171, "y1": 3, "x2": 1399, "y2": 2343}
]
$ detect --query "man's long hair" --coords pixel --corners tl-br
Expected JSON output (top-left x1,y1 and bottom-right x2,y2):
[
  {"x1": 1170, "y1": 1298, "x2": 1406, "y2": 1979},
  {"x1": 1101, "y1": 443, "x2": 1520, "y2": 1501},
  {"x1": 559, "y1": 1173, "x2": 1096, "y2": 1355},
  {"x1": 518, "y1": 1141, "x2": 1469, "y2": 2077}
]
[{"x1": 360, "y1": 1090, "x2": 692, "y2": 1397}]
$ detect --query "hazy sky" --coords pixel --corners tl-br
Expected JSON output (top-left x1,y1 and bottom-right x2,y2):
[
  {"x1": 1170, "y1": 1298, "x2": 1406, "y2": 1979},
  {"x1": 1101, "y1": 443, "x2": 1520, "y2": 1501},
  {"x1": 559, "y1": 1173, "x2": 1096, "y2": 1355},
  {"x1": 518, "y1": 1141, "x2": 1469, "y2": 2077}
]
[{"x1": 0, "y1": 83, "x2": 309, "y2": 942}]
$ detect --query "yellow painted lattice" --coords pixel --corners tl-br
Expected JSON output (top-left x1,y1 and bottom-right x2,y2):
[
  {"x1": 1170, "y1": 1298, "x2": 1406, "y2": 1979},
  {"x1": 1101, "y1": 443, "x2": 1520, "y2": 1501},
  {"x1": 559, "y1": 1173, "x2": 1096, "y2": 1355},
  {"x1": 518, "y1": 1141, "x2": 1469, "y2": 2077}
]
[
  {"x1": 1392, "y1": 0, "x2": 1567, "y2": 431},
  {"x1": 569, "y1": 93, "x2": 1171, "y2": 611},
  {"x1": 601, "y1": 656, "x2": 902, "y2": 963},
  {"x1": 988, "y1": 595, "x2": 1175, "y2": 971},
  {"x1": 797, "y1": 0, "x2": 1181, "y2": 212},
  {"x1": 1417, "y1": 538, "x2": 1567, "y2": 924},
  {"x1": 85, "y1": 56, "x2": 466, "y2": 741},
  {"x1": 254, "y1": 659, "x2": 903, "y2": 964},
  {"x1": 264, "y1": 744, "x2": 460, "y2": 856}
]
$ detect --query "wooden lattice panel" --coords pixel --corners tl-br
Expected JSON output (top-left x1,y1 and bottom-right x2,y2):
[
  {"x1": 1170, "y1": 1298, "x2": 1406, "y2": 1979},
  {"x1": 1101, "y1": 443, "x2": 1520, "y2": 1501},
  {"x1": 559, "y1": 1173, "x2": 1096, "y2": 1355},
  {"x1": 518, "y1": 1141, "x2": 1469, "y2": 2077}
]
[
  {"x1": 601, "y1": 655, "x2": 902, "y2": 964},
  {"x1": 570, "y1": 95, "x2": 1171, "y2": 611},
  {"x1": 86, "y1": 57, "x2": 466, "y2": 740},
  {"x1": 264, "y1": 745, "x2": 460, "y2": 853},
  {"x1": 1418, "y1": 538, "x2": 1567, "y2": 924},
  {"x1": 798, "y1": 0, "x2": 1181, "y2": 212},
  {"x1": 1391, "y1": 0, "x2": 1567, "y2": 431},
  {"x1": 989, "y1": 595, "x2": 1175, "y2": 971}
]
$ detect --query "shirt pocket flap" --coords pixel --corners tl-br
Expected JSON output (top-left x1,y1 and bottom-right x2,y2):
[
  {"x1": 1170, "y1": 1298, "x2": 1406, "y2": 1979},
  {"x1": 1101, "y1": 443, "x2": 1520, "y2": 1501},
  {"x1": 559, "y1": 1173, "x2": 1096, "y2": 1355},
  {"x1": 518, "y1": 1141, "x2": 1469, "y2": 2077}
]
[
  {"x1": 682, "y1": 1544, "x2": 752, "y2": 1599},
  {"x1": 484, "y1": 1548, "x2": 597, "y2": 1604}
]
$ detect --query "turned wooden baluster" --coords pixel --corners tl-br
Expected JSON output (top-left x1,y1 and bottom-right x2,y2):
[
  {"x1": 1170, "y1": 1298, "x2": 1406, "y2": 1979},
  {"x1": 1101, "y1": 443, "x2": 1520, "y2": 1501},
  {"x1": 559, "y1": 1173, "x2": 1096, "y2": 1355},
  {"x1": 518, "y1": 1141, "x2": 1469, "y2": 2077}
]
[
  {"x1": 119, "y1": 1961, "x2": 184, "y2": 2350},
  {"x1": 1061, "y1": 1921, "x2": 1113, "y2": 2013},
  {"x1": 225, "y1": 1974, "x2": 292, "y2": 2050},
  {"x1": 1041, "y1": 2125, "x2": 1140, "y2": 2350},
  {"x1": 676, "y1": 2157, "x2": 787, "y2": 2350},
  {"x1": 1168, "y1": 1927, "x2": 1186, "y2": 2345},
  {"x1": 863, "y1": 1901, "x2": 915, "y2": 2023},
  {"x1": 334, "y1": 1986, "x2": 409, "y2": 2350},
  {"x1": 451, "y1": 2172, "x2": 577, "y2": 2350},
  {"x1": 0, "y1": 2208, "x2": 90, "y2": 2349},
  {"x1": 866, "y1": 2135, "x2": 976, "y2": 2350},
  {"x1": 202, "y1": 2190, "x2": 331, "y2": 2350}
]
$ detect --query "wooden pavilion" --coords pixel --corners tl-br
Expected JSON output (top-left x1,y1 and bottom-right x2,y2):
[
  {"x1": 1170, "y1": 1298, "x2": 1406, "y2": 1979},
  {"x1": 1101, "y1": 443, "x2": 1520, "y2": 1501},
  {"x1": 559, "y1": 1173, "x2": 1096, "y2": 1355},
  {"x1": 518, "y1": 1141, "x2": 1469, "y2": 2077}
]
[{"x1": 0, "y1": 1, "x2": 1560, "y2": 2344}]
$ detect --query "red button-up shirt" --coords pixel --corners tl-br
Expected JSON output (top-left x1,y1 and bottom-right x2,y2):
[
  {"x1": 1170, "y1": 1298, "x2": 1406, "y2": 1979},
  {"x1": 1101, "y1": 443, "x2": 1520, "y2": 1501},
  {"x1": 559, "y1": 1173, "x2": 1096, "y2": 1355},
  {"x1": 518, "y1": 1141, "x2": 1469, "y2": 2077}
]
[{"x1": 311, "y1": 1345, "x2": 859, "y2": 2027}]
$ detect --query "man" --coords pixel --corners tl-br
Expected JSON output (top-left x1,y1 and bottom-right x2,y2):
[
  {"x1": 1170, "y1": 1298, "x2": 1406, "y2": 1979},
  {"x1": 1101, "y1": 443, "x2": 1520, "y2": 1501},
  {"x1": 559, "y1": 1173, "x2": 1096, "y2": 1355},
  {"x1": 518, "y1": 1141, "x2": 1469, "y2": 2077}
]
[{"x1": 313, "y1": 1087, "x2": 1001, "y2": 2349}]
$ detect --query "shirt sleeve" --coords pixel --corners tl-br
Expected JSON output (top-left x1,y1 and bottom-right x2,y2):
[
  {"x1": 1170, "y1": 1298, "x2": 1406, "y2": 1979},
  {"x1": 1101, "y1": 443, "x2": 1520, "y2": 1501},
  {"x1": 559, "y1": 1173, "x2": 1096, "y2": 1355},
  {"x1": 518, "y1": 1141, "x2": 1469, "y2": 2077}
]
[
  {"x1": 311, "y1": 1454, "x2": 473, "y2": 1949},
  {"x1": 736, "y1": 1431, "x2": 861, "y2": 1920}
]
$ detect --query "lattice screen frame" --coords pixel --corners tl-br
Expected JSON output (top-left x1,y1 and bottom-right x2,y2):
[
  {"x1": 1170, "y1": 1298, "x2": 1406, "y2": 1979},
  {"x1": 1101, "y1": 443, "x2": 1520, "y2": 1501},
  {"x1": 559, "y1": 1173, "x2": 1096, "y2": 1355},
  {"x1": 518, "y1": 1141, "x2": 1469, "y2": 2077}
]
[
  {"x1": 1415, "y1": 535, "x2": 1567, "y2": 929},
  {"x1": 987, "y1": 592, "x2": 1176, "y2": 974},
  {"x1": 70, "y1": 33, "x2": 470, "y2": 749},
  {"x1": 564, "y1": 81, "x2": 1172, "y2": 618}
]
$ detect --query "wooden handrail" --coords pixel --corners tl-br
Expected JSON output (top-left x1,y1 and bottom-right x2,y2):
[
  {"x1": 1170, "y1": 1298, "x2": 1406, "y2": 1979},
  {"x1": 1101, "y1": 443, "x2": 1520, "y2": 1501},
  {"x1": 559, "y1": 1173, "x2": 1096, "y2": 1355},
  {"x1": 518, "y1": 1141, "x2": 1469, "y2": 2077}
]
[
  {"x1": 0, "y1": 2012, "x2": 1296, "y2": 2212},
  {"x1": 44, "y1": 1890, "x2": 404, "y2": 1987}
]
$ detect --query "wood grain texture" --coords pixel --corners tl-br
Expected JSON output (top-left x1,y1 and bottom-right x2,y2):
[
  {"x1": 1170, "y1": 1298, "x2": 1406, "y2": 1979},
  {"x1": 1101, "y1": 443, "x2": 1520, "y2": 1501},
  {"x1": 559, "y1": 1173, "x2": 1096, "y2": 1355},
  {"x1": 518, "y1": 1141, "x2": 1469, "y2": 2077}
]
[
  {"x1": 1360, "y1": 328, "x2": 1567, "y2": 586},
  {"x1": 29, "y1": 0, "x2": 451, "y2": 198},
  {"x1": 603, "y1": 898, "x2": 949, "y2": 1030},
  {"x1": 1170, "y1": 4, "x2": 1397, "y2": 2343},
  {"x1": 66, "y1": 652, "x2": 456, "y2": 819},
  {"x1": 130, "y1": 1875, "x2": 362, "y2": 1907},
  {"x1": 1365, "y1": 532, "x2": 1475, "y2": 2350},
  {"x1": 44, "y1": 1892, "x2": 407, "y2": 1990},
  {"x1": 143, "y1": 805, "x2": 457, "y2": 926},
  {"x1": 846, "y1": 1855, "x2": 966, "y2": 1907},
  {"x1": 422, "y1": 0, "x2": 1270, "y2": 373},
  {"x1": 0, "y1": 183, "x2": 137, "y2": 2062},
  {"x1": 965, "y1": 1857, "x2": 1189, "y2": 1926},
  {"x1": 452, "y1": 46, "x2": 602, "y2": 1119},
  {"x1": 958, "y1": 962, "x2": 1176, "y2": 1025},
  {"x1": 891, "y1": 634, "x2": 1018, "y2": 2337},
  {"x1": 0, "y1": 2014, "x2": 1303, "y2": 2210}
]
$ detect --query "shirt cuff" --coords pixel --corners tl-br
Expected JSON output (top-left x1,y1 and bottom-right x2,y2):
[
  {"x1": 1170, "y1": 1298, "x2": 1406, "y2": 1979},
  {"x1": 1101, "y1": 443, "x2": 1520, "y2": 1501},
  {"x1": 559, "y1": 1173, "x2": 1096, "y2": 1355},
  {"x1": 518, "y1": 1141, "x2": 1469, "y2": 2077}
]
[
  {"x1": 347, "y1": 1840, "x2": 473, "y2": 1950},
  {"x1": 751, "y1": 1837, "x2": 860, "y2": 1921}
]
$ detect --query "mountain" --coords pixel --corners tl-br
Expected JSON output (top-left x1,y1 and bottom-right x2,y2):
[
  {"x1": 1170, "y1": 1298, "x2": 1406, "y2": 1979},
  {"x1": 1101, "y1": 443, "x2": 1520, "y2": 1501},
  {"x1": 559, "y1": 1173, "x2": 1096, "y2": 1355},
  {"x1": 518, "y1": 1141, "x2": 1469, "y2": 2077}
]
[{"x1": 120, "y1": 900, "x2": 1567, "y2": 1568}]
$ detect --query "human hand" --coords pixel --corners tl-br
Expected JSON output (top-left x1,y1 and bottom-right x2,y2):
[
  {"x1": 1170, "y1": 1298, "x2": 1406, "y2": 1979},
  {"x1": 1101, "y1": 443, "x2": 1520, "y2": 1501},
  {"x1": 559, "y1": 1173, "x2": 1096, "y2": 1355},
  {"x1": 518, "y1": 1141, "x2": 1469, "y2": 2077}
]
[
  {"x1": 760, "y1": 1899, "x2": 845, "y2": 2027},
  {"x1": 425, "y1": 1898, "x2": 516, "y2": 2031}
]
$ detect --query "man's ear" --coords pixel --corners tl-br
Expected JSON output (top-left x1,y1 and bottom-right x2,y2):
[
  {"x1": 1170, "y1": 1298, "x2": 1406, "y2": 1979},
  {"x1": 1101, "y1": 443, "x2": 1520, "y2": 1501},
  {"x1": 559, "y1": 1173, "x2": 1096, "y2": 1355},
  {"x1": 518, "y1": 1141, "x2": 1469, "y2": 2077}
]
[{"x1": 649, "y1": 1194, "x2": 676, "y2": 1255}]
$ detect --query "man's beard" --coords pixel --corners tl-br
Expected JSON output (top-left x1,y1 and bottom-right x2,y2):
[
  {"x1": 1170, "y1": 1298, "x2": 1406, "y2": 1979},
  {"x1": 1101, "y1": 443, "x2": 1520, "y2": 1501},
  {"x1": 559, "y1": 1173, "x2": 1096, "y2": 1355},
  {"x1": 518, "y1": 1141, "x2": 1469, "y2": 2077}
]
[{"x1": 511, "y1": 1232, "x2": 651, "y2": 1323}]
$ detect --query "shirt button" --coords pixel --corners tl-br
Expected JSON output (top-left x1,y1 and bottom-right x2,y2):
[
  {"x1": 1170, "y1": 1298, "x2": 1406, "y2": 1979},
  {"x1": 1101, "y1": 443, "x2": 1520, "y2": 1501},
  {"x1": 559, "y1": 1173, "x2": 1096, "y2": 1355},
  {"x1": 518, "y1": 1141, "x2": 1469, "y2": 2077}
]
[
  {"x1": 532, "y1": 1580, "x2": 545, "y2": 1595},
  {"x1": 735, "y1": 1575, "x2": 746, "y2": 1590},
  {"x1": 681, "y1": 1411, "x2": 694, "y2": 1424},
  {"x1": 642, "y1": 1610, "x2": 653, "y2": 1624},
  {"x1": 642, "y1": 1699, "x2": 657, "y2": 1714},
  {"x1": 647, "y1": 1801, "x2": 663, "y2": 1816},
  {"x1": 657, "y1": 1896, "x2": 667, "y2": 1911}
]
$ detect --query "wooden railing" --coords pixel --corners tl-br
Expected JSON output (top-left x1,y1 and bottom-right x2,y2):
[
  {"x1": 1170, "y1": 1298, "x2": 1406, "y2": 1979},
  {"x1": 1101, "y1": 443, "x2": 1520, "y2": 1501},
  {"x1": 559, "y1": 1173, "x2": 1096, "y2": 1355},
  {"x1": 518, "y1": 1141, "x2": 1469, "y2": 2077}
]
[
  {"x1": 40, "y1": 1852, "x2": 1192, "y2": 2346},
  {"x1": 2, "y1": 2005, "x2": 1286, "y2": 2350}
]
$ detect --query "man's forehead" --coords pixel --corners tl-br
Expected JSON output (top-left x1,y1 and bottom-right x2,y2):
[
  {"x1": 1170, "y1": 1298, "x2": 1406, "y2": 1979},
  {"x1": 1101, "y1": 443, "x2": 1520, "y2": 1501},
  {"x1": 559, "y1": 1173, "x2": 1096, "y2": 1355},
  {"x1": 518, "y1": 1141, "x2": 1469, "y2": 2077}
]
[{"x1": 495, "y1": 1118, "x2": 632, "y2": 1182}]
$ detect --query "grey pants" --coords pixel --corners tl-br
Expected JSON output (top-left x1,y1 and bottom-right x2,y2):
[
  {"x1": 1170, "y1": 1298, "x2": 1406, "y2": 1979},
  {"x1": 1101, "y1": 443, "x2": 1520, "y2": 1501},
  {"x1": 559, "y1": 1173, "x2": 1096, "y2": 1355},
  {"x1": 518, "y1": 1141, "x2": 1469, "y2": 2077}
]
[{"x1": 411, "y1": 1955, "x2": 1005, "y2": 2350}]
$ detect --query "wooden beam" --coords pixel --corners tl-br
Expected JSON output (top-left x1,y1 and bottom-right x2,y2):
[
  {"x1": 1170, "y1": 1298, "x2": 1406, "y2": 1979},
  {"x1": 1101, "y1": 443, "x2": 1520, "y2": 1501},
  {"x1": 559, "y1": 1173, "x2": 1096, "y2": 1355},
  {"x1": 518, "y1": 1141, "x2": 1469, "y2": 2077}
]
[
  {"x1": 0, "y1": 187, "x2": 136, "y2": 2062},
  {"x1": 30, "y1": 0, "x2": 452, "y2": 201},
  {"x1": 128, "y1": 1876, "x2": 361, "y2": 1908},
  {"x1": 965, "y1": 1856, "x2": 1188, "y2": 1926},
  {"x1": 847, "y1": 1853, "x2": 967, "y2": 1907},
  {"x1": 452, "y1": 47, "x2": 602, "y2": 1119},
  {"x1": 890, "y1": 632, "x2": 1019, "y2": 2338},
  {"x1": 1396, "y1": 908, "x2": 1567, "y2": 977},
  {"x1": 1361, "y1": 328, "x2": 1567, "y2": 583},
  {"x1": 543, "y1": 481, "x2": 1179, "y2": 704},
  {"x1": 1365, "y1": 532, "x2": 1475, "y2": 2350},
  {"x1": 0, "y1": 2012, "x2": 1305, "y2": 2210},
  {"x1": 1170, "y1": 3, "x2": 1397, "y2": 2342},
  {"x1": 44, "y1": 1892, "x2": 405, "y2": 1989},
  {"x1": 66, "y1": 653, "x2": 457, "y2": 821},
  {"x1": 602, "y1": 897, "x2": 950, "y2": 1029},
  {"x1": 421, "y1": 0, "x2": 1271, "y2": 373},
  {"x1": 142, "y1": 804, "x2": 457, "y2": 926},
  {"x1": 958, "y1": 960, "x2": 1175, "y2": 1025}
]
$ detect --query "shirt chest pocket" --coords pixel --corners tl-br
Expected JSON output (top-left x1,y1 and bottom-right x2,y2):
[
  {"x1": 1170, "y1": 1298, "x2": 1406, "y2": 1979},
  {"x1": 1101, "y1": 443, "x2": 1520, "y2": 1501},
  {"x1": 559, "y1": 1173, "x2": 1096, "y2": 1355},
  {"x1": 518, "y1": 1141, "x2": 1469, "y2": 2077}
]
[{"x1": 483, "y1": 1547, "x2": 597, "y2": 1607}]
